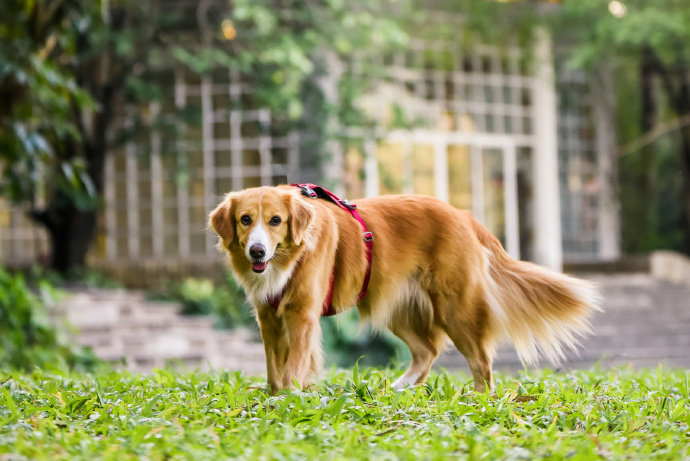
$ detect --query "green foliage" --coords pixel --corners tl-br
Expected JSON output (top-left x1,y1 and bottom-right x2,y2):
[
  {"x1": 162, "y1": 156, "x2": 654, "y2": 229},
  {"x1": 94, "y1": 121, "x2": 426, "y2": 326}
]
[
  {"x1": 154, "y1": 276, "x2": 254, "y2": 330},
  {"x1": 0, "y1": 0, "x2": 412, "y2": 271},
  {"x1": 0, "y1": 0, "x2": 100, "y2": 209},
  {"x1": 177, "y1": 278, "x2": 216, "y2": 316},
  {"x1": 614, "y1": 57, "x2": 685, "y2": 253},
  {"x1": 553, "y1": 0, "x2": 690, "y2": 253},
  {"x1": 0, "y1": 367, "x2": 689, "y2": 459},
  {"x1": 23, "y1": 265, "x2": 124, "y2": 290},
  {"x1": 620, "y1": 142, "x2": 686, "y2": 253},
  {"x1": 556, "y1": 0, "x2": 690, "y2": 69},
  {"x1": 0, "y1": 269, "x2": 98, "y2": 372},
  {"x1": 321, "y1": 310, "x2": 408, "y2": 368}
]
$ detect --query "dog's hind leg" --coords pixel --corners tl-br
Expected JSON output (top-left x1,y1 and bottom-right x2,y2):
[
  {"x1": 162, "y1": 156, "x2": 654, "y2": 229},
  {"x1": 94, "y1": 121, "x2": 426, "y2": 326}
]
[
  {"x1": 436, "y1": 294, "x2": 496, "y2": 393},
  {"x1": 389, "y1": 312, "x2": 445, "y2": 390},
  {"x1": 453, "y1": 334, "x2": 494, "y2": 393}
]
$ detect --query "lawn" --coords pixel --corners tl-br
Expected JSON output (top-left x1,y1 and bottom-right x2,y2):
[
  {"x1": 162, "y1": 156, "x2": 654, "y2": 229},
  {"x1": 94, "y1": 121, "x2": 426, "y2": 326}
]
[{"x1": 1, "y1": 366, "x2": 689, "y2": 460}]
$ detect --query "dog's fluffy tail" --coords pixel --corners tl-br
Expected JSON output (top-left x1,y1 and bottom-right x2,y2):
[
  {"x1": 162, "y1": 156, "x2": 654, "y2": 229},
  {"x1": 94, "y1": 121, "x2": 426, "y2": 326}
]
[{"x1": 474, "y1": 220, "x2": 601, "y2": 365}]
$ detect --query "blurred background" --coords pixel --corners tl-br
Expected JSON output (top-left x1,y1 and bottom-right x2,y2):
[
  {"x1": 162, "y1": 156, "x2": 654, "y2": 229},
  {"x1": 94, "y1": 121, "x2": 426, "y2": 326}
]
[{"x1": 1, "y1": 0, "x2": 689, "y2": 375}]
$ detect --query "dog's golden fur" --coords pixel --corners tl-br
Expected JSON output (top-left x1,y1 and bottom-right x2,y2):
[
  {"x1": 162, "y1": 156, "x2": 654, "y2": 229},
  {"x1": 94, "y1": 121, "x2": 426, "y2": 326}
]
[{"x1": 210, "y1": 185, "x2": 600, "y2": 392}]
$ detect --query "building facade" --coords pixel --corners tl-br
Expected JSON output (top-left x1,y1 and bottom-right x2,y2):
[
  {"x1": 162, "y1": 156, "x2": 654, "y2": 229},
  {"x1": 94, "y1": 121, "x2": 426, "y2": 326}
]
[{"x1": 0, "y1": 22, "x2": 619, "y2": 275}]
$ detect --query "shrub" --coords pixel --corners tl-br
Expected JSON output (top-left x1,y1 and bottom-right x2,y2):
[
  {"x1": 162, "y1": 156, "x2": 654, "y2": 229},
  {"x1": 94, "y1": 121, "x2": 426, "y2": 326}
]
[
  {"x1": 321, "y1": 310, "x2": 408, "y2": 367},
  {"x1": 157, "y1": 275, "x2": 254, "y2": 330},
  {"x1": 0, "y1": 268, "x2": 98, "y2": 371}
]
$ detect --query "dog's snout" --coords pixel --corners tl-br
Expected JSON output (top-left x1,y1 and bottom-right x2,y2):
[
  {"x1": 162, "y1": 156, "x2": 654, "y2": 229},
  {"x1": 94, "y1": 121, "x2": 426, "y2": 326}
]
[{"x1": 249, "y1": 244, "x2": 266, "y2": 259}]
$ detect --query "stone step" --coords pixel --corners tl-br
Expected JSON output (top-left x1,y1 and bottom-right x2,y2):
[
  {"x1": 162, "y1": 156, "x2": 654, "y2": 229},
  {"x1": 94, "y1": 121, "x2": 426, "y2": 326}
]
[
  {"x1": 70, "y1": 315, "x2": 216, "y2": 336},
  {"x1": 62, "y1": 288, "x2": 149, "y2": 302},
  {"x1": 57, "y1": 303, "x2": 182, "y2": 329},
  {"x1": 74, "y1": 324, "x2": 257, "y2": 358},
  {"x1": 437, "y1": 273, "x2": 690, "y2": 372},
  {"x1": 96, "y1": 342, "x2": 267, "y2": 372},
  {"x1": 53, "y1": 290, "x2": 265, "y2": 373},
  {"x1": 91, "y1": 331, "x2": 265, "y2": 361},
  {"x1": 439, "y1": 345, "x2": 690, "y2": 371},
  {"x1": 55, "y1": 273, "x2": 690, "y2": 375}
]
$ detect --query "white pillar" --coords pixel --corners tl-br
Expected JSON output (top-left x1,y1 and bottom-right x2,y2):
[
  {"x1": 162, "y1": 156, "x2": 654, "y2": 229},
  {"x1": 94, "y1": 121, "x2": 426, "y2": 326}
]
[
  {"x1": 434, "y1": 140, "x2": 449, "y2": 202},
  {"x1": 402, "y1": 136, "x2": 414, "y2": 195},
  {"x1": 532, "y1": 28, "x2": 563, "y2": 271},
  {"x1": 503, "y1": 144, "x2": 520, "y2": 260},
  {"x1": 470, "y1": 144, "x2": 485, "y2": 224},
  {"x1": 593, "y1": 66, "x2": 621, "y2": 261}
]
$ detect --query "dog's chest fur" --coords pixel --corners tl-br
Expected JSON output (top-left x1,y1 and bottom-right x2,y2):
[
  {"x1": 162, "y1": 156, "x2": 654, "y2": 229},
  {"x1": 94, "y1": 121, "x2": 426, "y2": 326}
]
[{"x1": 238, "y1": 263, "x2": 294, "y2": 306}]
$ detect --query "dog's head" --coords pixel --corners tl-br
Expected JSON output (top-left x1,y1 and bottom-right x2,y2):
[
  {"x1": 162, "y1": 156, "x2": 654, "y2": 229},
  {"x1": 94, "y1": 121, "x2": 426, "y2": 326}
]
[{"x1": 209, "y1": 186, "x2": 315, "y2": 274}]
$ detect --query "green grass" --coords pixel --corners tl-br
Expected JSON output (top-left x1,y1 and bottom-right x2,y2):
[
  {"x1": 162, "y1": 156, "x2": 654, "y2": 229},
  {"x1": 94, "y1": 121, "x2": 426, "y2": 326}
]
[{"x1": 1, "y1": 366, "x2": 689, "y2": 460}]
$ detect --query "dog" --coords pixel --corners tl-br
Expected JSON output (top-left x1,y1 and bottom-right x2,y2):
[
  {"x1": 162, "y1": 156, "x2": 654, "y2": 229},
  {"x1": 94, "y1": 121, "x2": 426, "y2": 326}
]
[{"x1": 209, "y1": 184, "x2": 600, "y2": 393}]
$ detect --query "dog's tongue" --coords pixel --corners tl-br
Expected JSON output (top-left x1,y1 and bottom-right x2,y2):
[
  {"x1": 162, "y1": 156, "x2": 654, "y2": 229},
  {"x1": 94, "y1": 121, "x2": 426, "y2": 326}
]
[{"x1": 252, "y1": 261, "x2": 267, "y2": 271}]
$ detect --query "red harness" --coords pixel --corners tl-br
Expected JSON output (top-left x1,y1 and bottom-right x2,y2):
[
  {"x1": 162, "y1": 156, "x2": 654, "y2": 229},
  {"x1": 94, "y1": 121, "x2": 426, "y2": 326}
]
[{"x1": 267, "y1": 183, "x2": 374, "y2": 316}]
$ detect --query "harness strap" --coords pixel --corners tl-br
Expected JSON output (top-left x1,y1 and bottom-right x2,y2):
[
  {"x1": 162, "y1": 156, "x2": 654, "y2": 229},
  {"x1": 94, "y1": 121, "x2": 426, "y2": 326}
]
[{"x1": 266, "y1": 183, "x2": 373, "y2": 316}]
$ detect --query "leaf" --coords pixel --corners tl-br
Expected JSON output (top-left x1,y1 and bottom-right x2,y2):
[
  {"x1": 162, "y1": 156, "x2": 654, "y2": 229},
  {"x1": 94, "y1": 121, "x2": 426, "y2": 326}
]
[
  {"x1": 2, "y1": 388, "x2": 19, "y2": 417},
  {"x1": 390, "y1": 390, "x2": 403, "y2": 411},
  {"x1": 324, "y1": 395, "x2": 348, "y2": 417},
  {"x1": 66, "y1": 396, "x2": 92, "y2": 414},
  {"x1": 142, "y1": 395, "x2": 163, "y2": 417},
  {"x1": 511, "y1": 411, "x2": 526, "y2": 428},
  {"x1": 227, "y1": 408, "x2": 243, "y2": 417},
  {"x1": 671, "y1": 400, "x2": 687, "y2": 421},
  {"x1": 51, "y1": 391, "x2": 66, "y2": 407}
]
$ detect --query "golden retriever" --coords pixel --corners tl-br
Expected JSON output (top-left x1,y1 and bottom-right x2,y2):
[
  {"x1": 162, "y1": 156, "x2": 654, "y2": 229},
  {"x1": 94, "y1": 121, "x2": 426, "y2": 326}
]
[{"x1": 210, "y1": 184, "x2": 599, "y2": 393}]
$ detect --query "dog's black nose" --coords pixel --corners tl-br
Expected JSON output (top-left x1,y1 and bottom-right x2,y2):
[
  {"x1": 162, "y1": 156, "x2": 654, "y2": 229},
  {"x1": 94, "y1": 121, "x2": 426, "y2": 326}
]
[{"x1": 249, "y1": 244, "x2": 266, "y2": 259}]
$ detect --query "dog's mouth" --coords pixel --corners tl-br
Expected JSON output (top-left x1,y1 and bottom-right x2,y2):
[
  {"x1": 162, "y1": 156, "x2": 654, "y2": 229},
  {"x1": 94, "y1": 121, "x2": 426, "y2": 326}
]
[
  {"x1": 249, "y1": 245, "x2": 280, "y2": 274},
  {"x1": 251, "y1": 261, "x2": 268, "y2": 273}
]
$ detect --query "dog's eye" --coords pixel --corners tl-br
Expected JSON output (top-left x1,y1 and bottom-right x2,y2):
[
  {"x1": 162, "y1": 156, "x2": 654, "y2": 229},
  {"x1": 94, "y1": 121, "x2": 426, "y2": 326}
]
[
  {"x1": 269, "y1": 216, "x2": 281, "y2": 226},
  {"x1": 240, "y1": 215, "x2": 252, "y2": 225}
]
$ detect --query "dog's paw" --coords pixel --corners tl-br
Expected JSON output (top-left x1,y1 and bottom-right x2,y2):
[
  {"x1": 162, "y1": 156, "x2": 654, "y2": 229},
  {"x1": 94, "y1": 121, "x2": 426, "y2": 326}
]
[
  {"x1": 391, "y1": 372, "x2": 422, "y2": 390},
  {"x1": 391, "y1": 380, "x2": 410, "y2": 391}
]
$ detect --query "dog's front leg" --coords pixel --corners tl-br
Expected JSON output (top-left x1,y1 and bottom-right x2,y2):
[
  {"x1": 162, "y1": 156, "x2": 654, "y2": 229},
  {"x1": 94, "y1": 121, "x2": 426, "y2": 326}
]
[
  {"x1": 281, "y1": 306, "x2": 322, "y2": 390},
  {"x1": 257, "y1": 306, "x2": 289, "y2": 393}
]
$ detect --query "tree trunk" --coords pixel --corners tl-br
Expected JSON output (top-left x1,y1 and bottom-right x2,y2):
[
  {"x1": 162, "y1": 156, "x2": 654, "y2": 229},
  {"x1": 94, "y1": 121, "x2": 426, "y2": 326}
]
[
  {"x1": 31, "y1": 202, "x2": 98, "y2": 273},
  {"x1": 636, "y1": 46, "x2": 658, "y2": 249},
  {"x1": 679, "y1": 124, "x2": 690, "y2": 253},
  {"x1": 669, "y1": 54, "x2": 690, "y2": 253}
]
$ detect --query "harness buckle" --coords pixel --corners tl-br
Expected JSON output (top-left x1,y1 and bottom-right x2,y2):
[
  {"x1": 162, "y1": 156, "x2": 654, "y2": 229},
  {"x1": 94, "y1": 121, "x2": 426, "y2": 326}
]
[
  {"x1": 339, "y1": 199, "x2": 357, "y2": 210},
  {"x1": 363, "y1": 231, "x2": 374, "y2": 242},
  {"x1": 298, "y1": 184, "x2": 318, "y2": 199}
]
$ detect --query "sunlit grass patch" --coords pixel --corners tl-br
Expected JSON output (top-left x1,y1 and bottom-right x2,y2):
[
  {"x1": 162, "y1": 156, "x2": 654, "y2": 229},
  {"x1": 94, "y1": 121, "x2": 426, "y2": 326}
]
[{"x1": 1, "y1": 366, "x2": 689, "y2": 460}]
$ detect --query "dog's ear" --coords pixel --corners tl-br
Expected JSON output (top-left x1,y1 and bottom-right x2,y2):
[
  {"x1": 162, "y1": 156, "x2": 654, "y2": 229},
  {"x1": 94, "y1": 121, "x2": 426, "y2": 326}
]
[
  {"x1": 209, "y1": 195, "x2": 236, "y2": 244},
  {"x1": 289, "y1": 193, "x2": 315, "y2": 246}
]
